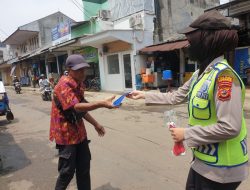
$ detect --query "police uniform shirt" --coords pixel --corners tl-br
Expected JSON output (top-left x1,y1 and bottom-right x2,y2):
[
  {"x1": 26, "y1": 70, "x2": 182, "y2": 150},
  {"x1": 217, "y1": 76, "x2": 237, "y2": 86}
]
[{"x1": 145, "y1": 56, "x2": 249, "y2": 183}]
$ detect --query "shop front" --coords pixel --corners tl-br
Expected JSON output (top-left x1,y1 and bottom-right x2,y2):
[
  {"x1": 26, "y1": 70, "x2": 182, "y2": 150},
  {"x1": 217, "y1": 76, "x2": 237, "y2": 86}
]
[
  {"x1": 139, "y1": 40, "x2": 190, "y2": 89},
  {"x1": 0, "y1": 63, "x2": 12, "y2": 85},
  {"x1": 73, "y1": 46, "x2": 99, "y2": 80},
  {"x1": 104, "y1": 50, "x2": 133, "y2": 91},
  {"x1": 234, "y1": 47, "x2": 250, "y2": 86},
  {"x1": 80, "y1": 30, "x2": 153, "y2": 92}
]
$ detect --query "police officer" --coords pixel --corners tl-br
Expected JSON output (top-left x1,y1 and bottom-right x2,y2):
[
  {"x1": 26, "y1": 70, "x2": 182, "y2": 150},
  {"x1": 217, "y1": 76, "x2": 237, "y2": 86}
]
[{"x1": 128, "y1": 10, "x2": 248, "y2": 190}]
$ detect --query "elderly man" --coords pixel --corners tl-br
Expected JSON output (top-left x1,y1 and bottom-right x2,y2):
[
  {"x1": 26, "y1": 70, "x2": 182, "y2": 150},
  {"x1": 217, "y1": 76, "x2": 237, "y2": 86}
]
[
  {"x1": 50, "y1": 54, "x2": 116, "y2": 190},
  {"x1": 128, "y1": 10, "x2": 248, "y2": 190}
]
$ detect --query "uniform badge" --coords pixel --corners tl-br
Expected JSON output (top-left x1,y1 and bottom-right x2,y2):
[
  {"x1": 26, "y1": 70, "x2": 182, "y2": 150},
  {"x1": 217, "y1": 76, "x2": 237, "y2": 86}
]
[
  {"x1": 217, "y1": 76, "x2": 233, "y2": 101},
  {"x1": 196, "y1": 80, "x2": 211, "y2": 100}
]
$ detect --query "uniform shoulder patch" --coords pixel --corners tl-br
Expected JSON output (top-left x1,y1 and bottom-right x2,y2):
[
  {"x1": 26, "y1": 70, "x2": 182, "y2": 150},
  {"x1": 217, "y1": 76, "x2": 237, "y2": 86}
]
[{"x1": 217, "y1": 75, "x2": 233, "y2": 101}]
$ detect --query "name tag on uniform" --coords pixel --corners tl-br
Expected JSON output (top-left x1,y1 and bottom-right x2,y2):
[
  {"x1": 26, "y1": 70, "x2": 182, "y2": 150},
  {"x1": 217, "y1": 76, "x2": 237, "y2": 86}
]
[{"x1": 196, "y1": 80, "x2": 211, "y2": 100}]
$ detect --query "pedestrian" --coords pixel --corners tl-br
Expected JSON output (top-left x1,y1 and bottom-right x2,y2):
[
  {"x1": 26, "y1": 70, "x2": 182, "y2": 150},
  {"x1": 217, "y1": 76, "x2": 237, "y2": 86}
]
[
  {"x1": 39, "y1": 74, "x2": 52, "y2": 92},
  {"x1": 12, "y1": 76, "x2": 20, "y2": 86},
  {"x1": 50, "y1": 54, "x2": 116, "y2": 190},
  {"x1": 31, "y1": 73, "x2": 38, "y2": 88},
  {"x1": 128, "y1": 10, "x2": 248, "y2": 190}
]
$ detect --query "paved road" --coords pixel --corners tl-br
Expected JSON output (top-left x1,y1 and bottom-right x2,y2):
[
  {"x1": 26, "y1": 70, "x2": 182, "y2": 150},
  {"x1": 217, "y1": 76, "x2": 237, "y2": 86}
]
[{"x1": 0, "y1": 89, "x2": 249, "y2": 190}]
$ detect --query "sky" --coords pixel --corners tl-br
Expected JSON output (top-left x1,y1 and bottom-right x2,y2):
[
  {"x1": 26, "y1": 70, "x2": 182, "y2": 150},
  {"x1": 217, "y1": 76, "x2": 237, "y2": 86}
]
[
  {"x1": 0, "y1": 0, "x2": 229, "y2": 41},
  {"x1": 220, "y1": 0, "x2": 230, "y2": 4},
  {"x1": 0, "y1": 0, "x2": 84, "y2": 41}
]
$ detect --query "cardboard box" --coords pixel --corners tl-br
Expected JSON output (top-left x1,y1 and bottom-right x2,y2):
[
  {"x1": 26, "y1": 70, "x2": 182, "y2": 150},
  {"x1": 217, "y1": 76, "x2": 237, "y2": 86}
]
[{"x1": 142, "y1": 74, "x2": 154, "y2": 83}]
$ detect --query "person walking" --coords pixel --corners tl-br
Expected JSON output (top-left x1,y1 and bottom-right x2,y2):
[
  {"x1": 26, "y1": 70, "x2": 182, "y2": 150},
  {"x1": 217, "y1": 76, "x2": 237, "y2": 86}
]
[
  {"x1": 128, "y1": 10, "x2": 248, "y2": 190},
  {"x1": 50, "y1": 54, "x2": 116, "y2": 190}
]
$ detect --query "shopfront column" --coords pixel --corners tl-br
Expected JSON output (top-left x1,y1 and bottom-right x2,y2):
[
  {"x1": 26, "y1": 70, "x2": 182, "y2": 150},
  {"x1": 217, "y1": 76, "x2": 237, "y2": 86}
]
[
  {"x1": 179, "y1": 49, "x2": 185, "y2": 85},
  {"x1": 56, "y1": 55, "x2": 60, "y2": 74},
  {"x1": 67, "y1": 50, "x2": 72, "y2": 56},
  {"x1": 45, "y1": 54, "x2": 49, "y2": 77}
]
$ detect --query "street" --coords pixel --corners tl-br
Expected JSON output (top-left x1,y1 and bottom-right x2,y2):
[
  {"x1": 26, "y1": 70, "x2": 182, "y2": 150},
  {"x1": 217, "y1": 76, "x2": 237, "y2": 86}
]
[{"x1": 0, "y1": 88, "x2": 250, "y2": 190}]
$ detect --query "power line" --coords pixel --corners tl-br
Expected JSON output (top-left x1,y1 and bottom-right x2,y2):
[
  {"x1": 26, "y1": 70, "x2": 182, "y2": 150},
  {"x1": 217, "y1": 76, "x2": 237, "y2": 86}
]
[
  {"x1": 75, "y1": 0, "x2": 95, "y2": 20},
  {"x1": 68, "y1": 0, "x2": 95, "y2": 20},
  {"x1": 71, "y1": 0, "x2": 83, "y2": 12},
  {"x1": 69, "y1": 0, "x2": 92, "y2": 19},
  {"x1": 72, "y1": 0, "x2": 94, "y2": 18}
]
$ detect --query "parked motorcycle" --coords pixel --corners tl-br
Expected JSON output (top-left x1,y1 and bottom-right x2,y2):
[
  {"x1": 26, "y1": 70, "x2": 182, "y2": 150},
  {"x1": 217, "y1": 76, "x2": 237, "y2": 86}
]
[
  {"x1": 14, "y1": 82, "x2": 21, "y2": 94},
  {"x1": 0, "y1": 81, "x2": 14, "y2": 121},
  {"x1": 42, "y1": 85, "x2": 52, "y2": 101}
]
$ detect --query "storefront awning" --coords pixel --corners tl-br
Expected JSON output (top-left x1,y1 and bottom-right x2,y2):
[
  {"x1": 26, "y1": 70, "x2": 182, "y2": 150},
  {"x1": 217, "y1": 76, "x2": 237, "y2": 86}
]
[
  {"x1": 3, "y1": 29, "x2": 38, "y2": 45},
  {"x1": 140, "y1": 40, "x2": 189, "y2": 52},
  {"x1": 80, "y1": 30, "x2": 134, "y2": 48},
  {"x1": 49, "y1": 38, "x2": 80, "y2": 52}
]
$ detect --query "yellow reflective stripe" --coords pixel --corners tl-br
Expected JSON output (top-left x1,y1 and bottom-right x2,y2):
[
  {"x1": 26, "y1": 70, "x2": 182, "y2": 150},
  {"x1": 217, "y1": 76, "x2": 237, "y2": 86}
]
[{"x1": 194, "y1": 150, "x2": 217, "y2": 163}]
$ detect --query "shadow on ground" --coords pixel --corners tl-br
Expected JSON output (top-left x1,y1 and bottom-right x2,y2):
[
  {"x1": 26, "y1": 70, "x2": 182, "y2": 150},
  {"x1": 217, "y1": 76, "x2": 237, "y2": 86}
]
[
  {"x1": 0, "y1": 124, "x2": 31, "y2": 175},
  {"x1": 95, "y1": 183, "x2": 121, "y2": 190}
]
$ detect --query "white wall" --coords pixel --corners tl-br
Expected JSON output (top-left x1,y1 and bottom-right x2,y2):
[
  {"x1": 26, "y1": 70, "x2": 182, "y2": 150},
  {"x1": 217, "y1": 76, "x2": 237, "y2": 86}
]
[
  {"x1": 113, "y1": 11, "x2": 155, "y2": 32},
  {"x1": 0, "y1": 46, "x2": 10, "y2": 62},
  {"x1": 97, "y1": 19, "x2": 114, "y2": 32},
  {"x1": 103, "y1": 53, "x2": 124, "y2": 92},
  {"x1": 133, "y1": 30, "x2": 154, "y2": 51},
  {"x1": 134, "y1": 54, "x2": 147, "y2": 75},
  {"x1": 98, "y1": 48, "x2": 106, "y2": 90}
]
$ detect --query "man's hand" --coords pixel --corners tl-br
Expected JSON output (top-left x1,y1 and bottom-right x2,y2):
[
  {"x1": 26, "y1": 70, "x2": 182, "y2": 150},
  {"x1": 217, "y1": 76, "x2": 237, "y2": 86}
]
[
  {"x1": 127, "y1": 91, "x2": 145, "y2": 100},
  {"x1": 102, "y1": 95, "x2": 116, "y2": 109},
  {"x1": 169, "y1": 128, "x2": 185, "y2": 142},
  {"x1": 94, "y1": 124, "x2": 105, "y2": 137}
]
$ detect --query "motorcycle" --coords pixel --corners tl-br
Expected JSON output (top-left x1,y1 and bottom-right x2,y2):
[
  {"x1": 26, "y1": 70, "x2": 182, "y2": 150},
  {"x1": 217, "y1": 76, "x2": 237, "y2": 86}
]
[
  {"x1": 42, "y1": 85, "x2": 52, "y2": 101},
  {"x1": 14, "y1": 82, "x2": 21, "y2": 94},
  {"x1": 0, "y1": 81, "x2": 14, "y2": 121}
]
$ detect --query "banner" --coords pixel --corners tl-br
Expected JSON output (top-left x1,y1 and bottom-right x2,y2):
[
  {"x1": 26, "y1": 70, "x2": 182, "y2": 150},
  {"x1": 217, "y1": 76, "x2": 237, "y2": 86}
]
[
  {"x1": 51, "y1": 22, "x2": 71, "y2": 46},
  {"x1": 73, "y1": 47, "x2": 98, "y2": 63}
]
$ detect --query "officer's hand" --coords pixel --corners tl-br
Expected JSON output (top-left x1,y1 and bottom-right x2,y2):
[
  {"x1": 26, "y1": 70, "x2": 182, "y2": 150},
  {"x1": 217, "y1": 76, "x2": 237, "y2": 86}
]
[
  {"x1": 94, "y1": 124, "x2": 105, "y2": 137},
  {"x1": 126, "y1": 90, "x2": 145, "y2": 100},
  {"x1": 169, "y1": 128, "x2": 184, "y2": 142}
]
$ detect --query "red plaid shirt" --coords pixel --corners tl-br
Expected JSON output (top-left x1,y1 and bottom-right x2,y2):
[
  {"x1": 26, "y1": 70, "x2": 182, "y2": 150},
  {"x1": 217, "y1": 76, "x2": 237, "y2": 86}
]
[{"x1": 50, "y1": 76, "x2": 87, "y2": 145}]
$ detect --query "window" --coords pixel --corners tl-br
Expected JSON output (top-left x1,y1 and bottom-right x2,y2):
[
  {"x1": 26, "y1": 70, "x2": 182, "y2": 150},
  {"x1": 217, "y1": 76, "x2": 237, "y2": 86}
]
[
  {"x1": 20, "y1": 43, "x2": 27, "y2": 53},
  {"x1": 107, "y1": 54, "x2": 120, "y2": 74}
]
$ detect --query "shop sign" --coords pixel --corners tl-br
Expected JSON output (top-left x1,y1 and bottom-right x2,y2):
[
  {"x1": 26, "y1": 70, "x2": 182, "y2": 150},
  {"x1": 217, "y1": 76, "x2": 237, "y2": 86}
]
[
  {"x1": 234, "y1": 48, "x2": 250, "y2": 78},
  {"x1": 73, "y1": 47, "x2": 98, "y2": 63},
  {"x1": 51, "y1": 22, "x2": 71, "y2": 46}
]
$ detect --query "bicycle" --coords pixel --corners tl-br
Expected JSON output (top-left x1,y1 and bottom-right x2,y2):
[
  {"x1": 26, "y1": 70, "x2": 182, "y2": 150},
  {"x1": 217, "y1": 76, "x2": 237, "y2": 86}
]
[{"x1": 84, "y1": 77, "x2": 101, "y2": 91}]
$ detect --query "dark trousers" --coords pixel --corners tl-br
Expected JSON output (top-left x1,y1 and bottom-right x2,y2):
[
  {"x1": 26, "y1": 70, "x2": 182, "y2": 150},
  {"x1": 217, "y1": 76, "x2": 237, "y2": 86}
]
[
  {"x1": 186, "y1": 168, "x2": 241, "y2": 190},
  {"x1": 55, "y1": 139, "x2": 91, "y2": 190}
]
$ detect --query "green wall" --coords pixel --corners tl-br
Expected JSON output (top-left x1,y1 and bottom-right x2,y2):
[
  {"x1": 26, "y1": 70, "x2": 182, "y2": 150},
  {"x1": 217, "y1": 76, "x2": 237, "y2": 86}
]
[
  {"x1": 82, "y1": 0, "x2": 109, "y2": 20},
  {"x1": 71, "y1": 21, "x2": 101, "y2": 38},
  {"x1": 71, "y1": 0, "x2": 109, "y2": 38}
]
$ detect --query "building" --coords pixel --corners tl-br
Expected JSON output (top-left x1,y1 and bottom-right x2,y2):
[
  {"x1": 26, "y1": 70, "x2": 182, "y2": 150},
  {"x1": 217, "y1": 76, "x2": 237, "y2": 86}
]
[
  {"x1": 140, "y1": 0, "x2": 220, "y2": 88},
  {"x1": 0, "y1": 41, "x2": 11, "y2": 84},
  {"x1": 1, "y1": 12, "x2": 75, "y2": 85},
  {"x1": 206, "y1": 0, "x2": 250, "y2": 85},
  {"x1": 73, "y1": 0, "x2": 155, "y2": 91}
]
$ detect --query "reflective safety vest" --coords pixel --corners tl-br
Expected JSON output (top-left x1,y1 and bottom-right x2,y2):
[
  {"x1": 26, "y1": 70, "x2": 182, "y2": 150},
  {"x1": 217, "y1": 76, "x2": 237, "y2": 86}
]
[{"x1": 188, "y1": 60, "x2": 248, "y2": 167}]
